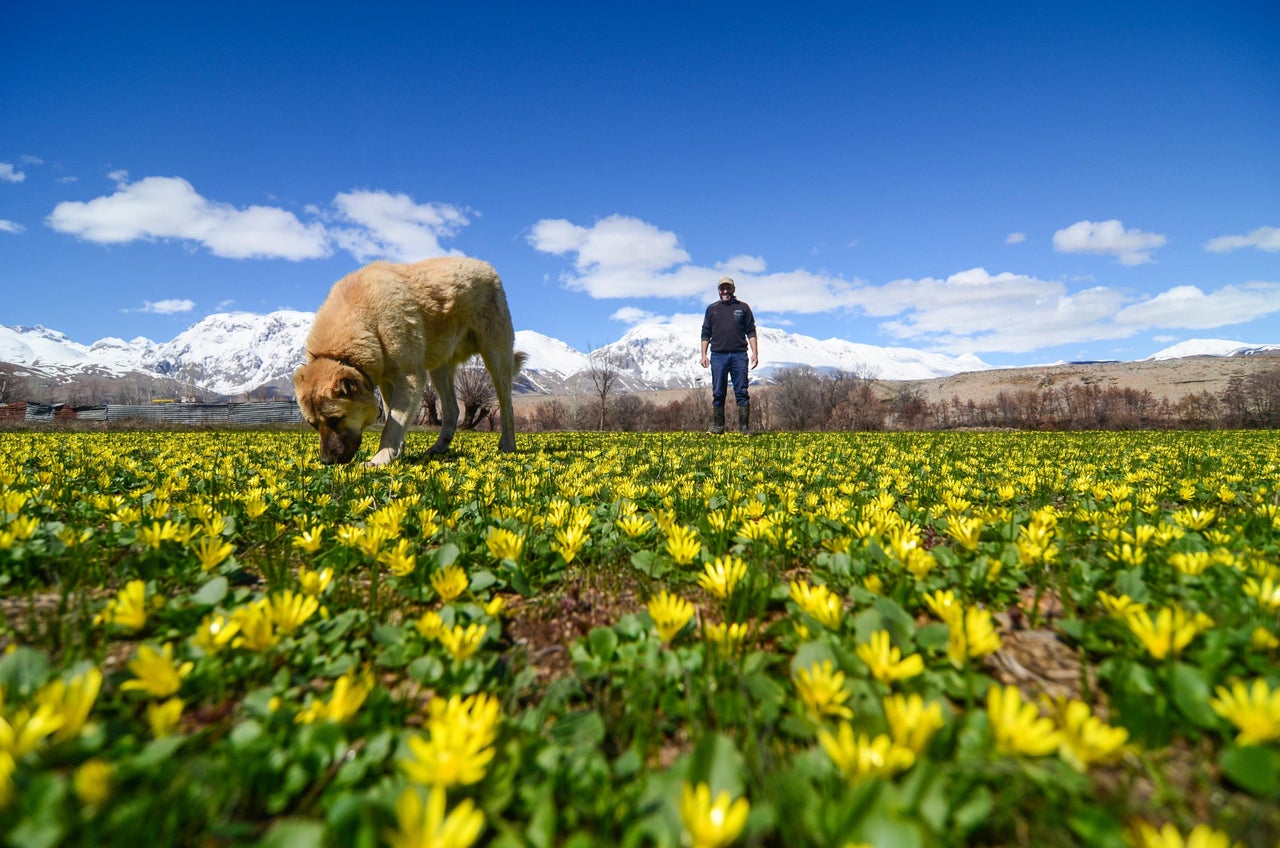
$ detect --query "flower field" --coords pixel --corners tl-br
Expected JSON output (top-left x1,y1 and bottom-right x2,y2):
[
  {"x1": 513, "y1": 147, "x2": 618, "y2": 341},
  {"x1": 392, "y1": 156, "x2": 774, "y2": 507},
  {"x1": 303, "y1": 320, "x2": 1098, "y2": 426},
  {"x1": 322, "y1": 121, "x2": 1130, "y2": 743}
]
[{"x1": 1, "y1": 429, "x2": 1278, "y2": 847}]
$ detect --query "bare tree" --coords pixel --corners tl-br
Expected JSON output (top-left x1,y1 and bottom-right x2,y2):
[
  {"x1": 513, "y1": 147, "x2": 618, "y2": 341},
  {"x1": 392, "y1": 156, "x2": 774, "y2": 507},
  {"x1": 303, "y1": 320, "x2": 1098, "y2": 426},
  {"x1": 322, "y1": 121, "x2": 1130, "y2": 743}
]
[
  {"x1": 768, "y1": 365, "x2": 823, "y2": 430},
  {"x1": 454, "y1": 356, "x2": 497, "y2": 431},
  {"x1": 586, "y1": 347, "x2": 622, "y2": 431},
  {"x1": 416, "y1": 381, "x2": 441, "y2": 426}
]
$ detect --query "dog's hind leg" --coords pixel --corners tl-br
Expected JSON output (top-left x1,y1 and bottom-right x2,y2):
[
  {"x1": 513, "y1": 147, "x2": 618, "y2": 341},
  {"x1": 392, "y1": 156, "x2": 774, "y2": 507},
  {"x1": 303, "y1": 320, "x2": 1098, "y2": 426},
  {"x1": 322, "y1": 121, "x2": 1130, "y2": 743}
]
[
  {"x1": 480, "y1": 346, "x2": 523, "y2": 453},
  {"x1": 426, "y1": 364, "x2": 458, "y2": 455},
  {"x1": 369, "y1": 371, "x2": 424, "y2": 465}
]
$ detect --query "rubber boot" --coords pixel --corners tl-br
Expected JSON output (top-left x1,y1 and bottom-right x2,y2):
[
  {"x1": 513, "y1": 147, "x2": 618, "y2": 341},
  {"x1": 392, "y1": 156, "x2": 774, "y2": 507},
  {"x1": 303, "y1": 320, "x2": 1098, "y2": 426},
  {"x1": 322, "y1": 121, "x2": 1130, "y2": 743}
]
[
  {"x1": 738, "y1": 404, "x2": 750, "y2": 435},
  {"x1": 709, "y1": 406, "x2": 725, "y2": 434}
]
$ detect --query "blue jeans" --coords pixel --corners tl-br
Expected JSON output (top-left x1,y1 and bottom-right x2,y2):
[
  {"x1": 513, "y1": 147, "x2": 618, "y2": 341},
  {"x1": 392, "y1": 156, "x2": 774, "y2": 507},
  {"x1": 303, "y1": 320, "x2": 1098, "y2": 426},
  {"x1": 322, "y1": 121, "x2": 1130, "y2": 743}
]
[{"x1": 710, "y1": 350, "x2": 750, "y2": 407}]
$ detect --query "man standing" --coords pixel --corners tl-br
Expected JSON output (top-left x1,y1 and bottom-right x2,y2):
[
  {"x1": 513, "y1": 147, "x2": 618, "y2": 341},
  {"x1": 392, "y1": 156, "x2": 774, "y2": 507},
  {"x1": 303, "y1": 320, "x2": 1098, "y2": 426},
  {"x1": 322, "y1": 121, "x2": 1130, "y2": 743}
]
[{"x1": 700, "y1": 277, "x2": 759, "y2": 434}]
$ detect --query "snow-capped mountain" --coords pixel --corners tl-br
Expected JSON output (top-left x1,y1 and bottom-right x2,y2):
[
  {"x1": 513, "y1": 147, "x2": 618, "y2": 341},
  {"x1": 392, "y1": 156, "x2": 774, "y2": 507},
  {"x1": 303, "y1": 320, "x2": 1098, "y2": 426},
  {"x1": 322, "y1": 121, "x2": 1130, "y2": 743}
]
[
  {"x1": 3, "y1": 315, "x2": 1274, "y2": 402},
  {"x1": 1147, "y1": 339, "x2": 1280, "y2": 360}
]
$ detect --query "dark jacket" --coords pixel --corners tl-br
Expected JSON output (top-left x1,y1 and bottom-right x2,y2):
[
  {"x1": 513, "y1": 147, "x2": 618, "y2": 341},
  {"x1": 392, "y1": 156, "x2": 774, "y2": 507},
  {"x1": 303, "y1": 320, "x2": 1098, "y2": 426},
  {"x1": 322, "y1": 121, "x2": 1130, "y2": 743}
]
[{"x1": 701, "y1": 297, "x2": 757, "y2": 353}]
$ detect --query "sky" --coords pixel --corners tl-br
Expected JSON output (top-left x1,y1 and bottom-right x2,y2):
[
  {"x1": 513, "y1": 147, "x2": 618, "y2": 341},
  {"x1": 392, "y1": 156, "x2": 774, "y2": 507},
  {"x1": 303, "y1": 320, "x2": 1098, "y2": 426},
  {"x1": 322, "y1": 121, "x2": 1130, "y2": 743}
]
[{"x1": 1, "y1": 1, "x2": 1278, "y2": 368}]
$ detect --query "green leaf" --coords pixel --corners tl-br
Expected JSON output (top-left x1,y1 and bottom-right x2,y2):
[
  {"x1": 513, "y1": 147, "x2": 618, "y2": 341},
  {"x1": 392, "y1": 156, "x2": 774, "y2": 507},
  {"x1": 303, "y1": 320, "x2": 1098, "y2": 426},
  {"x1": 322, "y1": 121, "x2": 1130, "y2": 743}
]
[
  {"x1": 191, "y1": 575, "x2": 229, "y2": 606},
  {"x1": 257, "y1": 818, "x2": 326, "y2": 848},
  {"x1": 587, "y1": 626, "x2": 618, "y2": 661},
  {"x1": 1220, "y1": 744, "x2": 1280, "y2": 797},
  {"x1": 0, "y1": 646, "x2": 50, "y2": 696},
  {"x1": 684, "y1": 731, "x2": 746, "y2": 796},
  {"x1": 1170, "y1": 662, "x2": 1219, "y2": 729}
]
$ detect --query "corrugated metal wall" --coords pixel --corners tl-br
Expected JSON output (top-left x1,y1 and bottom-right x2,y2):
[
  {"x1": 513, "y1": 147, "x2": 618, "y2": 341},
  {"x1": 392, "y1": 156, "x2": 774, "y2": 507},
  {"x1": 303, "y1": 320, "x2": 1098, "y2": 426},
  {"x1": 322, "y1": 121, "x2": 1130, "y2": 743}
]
[{"x1": 4, "y1": 402, "x2": 301, "y2": 425}]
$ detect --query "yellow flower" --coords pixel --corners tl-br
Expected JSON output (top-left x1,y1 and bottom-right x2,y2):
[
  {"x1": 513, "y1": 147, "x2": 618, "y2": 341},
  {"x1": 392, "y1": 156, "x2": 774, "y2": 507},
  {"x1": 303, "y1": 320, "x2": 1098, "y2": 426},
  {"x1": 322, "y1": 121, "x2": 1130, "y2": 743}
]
[
  {"x1": 1124, "y1": 604, "x2": 1212, "y2": 660},
  {"x1": 987, "y1": 685, "x2": 1060, "y2": 758},
  {"x1": 1243, "y1": 577, "x2": 1280, "y2": 612},
  {"x1": 35, "y1": 667, "x2": 102, "y2": 743},
  {"x1": 1172, "y1": 507, "x2": 1217, "y2": 531},
  {"x1": 264, "y1": 589, "x2": 320, "y2": 634},
  {"x1": 818, "y1": 723, "x2": 915, "y2": 783},
  {"x1": 416, "y1": 611, "x2": 445, "y2": 640},
  {"x1": 856, "y1": 630, "x2": 924, "y2": 685},
  {"x1": 923, "y1": 589, "x2": 961, "y2": 626},
  {"x1": 296, "y1": 668, "x2": 376, "y2": 725},
  {"x1": 439, "y1": 623, "x2": 487, "y2": 662},
  {"x1": 120, "y1": 643, "x2": 191, "y2": 699},
  {"x1": 679, "y1": 782, "x2": 750, "y2": 848},
  {"x1": 1098, "y1": 591, "x2": 1144, "y2": 618},
  {"x1": 139, "y1": 520, "x2": 194, "y2": 549},
  {"x1": 0, "y1": 701, "x2": 64, "y2": 759},
  {"x1": 381, "y1": 538, "x2": 418, "y2": 577},
  {"x1": 698, "y1": 556, "x2": 747, "y2": 599},
  {"x1": 292, "y1": 524, "x2": 325, "y2": 554},
  {"x1": 297, "y1": 565, "x2": 334, "y2": 596},
  {"x1": 883, "y1": 693, "x2": 945, "y2": 755},
  {"x1": 94, "y1": 579, "x2": 152, "y2": 631},
  {"x1": 946, "y1": 515, "x2": 984, "y2": 551},
  {"x1": 189, "y1": 535, "x2": 234, "y2": 571},
  {"x1": 1130, "y1": 820, "x2": 1241, "y2": 848},
  {"x1": 788, "y1": 580, "x2": 844, "y2": 630},
  {"x1": 792, "y1": 660, "x2": 854, "y2": 721},
  {"x1": 146, "y1": 697, "x2": 184, "y2": 737},
  {"x1": 647, "y1": 591, "x2": 696, "y2": 642},
  {"x1": 191, "y1": 613, "x2": 241, "y2": 655},
  {"x1": 383, "y1": 786, "x2": 484, "y2": 848},
  {"x1": 400, "y1": 694, "x2": 500, "y2": 788},
  {"x1": 616, "y1": 514, "x2": 652, "y2": 539},
  {"x1": 73, "y1": 758, "x2": 112, "y2": 808},
  {"x1": 232, "y1": 600, "x2": 279, "y2": 652},
  {"x1": 1168, "y1": 551, "x2": 1212, "y2": 577},
  {"x1": 704, "y1": 621, "x2": 750, "y2": 654},
  {"x1": 1054, "y1": 699, "x2": 1130, "y2": 771},
  {"x1": 947, "y1": 606, "x2": 1003, "y2": 668},
  {"x1": 0, "y1": 750, "x2": 12, "y2": 807},
  {"x1": 1209, "y1": 678, "x2": 1280, "y2": 746},
  {"x1": 483, "y1": 595, "x2": 506, "y2": 617},
  {"x1": 431, "y1": 565, "x2": 469, "y2": 602},
  {"x1": 1250, "y1": 626, "x2": 1279, "y2": 652},
  {"x1": 485, "y1": 526, "x2": 525, "y2": 561},
  {"x1": 665, "y1": 524, "x2": 702, "y2": 565}
]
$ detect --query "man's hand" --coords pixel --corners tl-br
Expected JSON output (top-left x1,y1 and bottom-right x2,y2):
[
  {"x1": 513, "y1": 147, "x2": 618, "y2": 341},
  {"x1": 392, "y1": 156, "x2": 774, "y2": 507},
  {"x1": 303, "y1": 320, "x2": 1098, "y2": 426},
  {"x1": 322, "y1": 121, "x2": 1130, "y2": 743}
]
[
  {"x1": 700, "y1": 354, "x2": 710, "y2": 368},
  {"x1": 749, "y1": 353, "x2": 758, "y2": 370}
]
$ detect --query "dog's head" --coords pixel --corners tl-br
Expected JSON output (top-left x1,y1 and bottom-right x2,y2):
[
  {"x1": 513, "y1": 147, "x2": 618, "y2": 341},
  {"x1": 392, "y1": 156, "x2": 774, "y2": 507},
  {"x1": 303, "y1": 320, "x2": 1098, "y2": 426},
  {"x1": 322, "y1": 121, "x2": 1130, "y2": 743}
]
[{"x1": 293, "y1": 358, "x2": 379, "y2": 465}]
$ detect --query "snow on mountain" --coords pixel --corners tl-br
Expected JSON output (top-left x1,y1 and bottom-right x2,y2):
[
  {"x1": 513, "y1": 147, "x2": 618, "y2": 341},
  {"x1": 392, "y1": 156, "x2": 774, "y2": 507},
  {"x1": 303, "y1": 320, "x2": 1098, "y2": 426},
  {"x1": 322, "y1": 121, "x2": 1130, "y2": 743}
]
[
  {"x1": 1147, "y1": 339, "x2": 1280, "y2": 360},
  {"x1": 514, "y1": 330, "x2": 590, "y2": 376},
  {"x1": 4, "y1": 314, "x2": 1275, "y2": 401},
  {"x1": 146, "y1": 311, "x2": 313, "y2": 395},
  {"x1": 595, "y1": 323, "x2": 990, "y2": 385}
]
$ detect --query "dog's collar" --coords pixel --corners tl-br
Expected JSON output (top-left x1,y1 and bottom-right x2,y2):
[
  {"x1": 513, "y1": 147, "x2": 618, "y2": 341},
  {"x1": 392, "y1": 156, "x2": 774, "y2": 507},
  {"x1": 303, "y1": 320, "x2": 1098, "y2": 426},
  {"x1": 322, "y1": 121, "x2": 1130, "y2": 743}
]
[{"x1": 307, "y1": 352, "x2": 375, "y2": 390}]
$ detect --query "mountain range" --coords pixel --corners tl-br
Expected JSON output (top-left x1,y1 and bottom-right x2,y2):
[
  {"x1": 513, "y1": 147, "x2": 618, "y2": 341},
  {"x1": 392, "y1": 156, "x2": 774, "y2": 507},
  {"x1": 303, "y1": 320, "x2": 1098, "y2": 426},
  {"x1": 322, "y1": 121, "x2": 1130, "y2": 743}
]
[{"x1": 0, "y1": 311, "x2": 1276, "y2": 401}]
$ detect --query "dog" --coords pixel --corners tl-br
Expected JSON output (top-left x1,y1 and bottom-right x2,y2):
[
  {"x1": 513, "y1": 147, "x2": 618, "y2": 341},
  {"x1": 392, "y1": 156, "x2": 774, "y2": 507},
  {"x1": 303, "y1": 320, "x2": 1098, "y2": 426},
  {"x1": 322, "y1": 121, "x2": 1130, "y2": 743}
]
[{"x1": 293, "y1": 256, "x2": 526, "y2": 465}]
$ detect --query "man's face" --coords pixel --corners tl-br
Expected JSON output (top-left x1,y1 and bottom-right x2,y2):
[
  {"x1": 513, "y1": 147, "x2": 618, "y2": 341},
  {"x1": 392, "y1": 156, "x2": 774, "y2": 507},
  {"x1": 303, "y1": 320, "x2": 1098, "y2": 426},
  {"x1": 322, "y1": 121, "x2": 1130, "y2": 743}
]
[{"x1": 719, "y1": 287, "x2": 733, "y2": 300}]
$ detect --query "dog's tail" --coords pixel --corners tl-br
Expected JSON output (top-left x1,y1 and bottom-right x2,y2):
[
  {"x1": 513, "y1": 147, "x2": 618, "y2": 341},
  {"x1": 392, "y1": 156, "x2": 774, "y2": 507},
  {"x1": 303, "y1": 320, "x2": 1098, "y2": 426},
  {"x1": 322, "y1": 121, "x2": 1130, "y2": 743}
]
[{"x1": 514, "y1": 350, "x2": 529, "y2": 373}]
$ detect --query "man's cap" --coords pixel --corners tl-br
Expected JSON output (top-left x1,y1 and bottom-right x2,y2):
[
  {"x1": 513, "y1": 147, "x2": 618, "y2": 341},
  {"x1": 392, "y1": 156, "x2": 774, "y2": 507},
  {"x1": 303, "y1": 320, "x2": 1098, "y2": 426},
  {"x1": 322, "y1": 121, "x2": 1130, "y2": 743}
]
[{"x1": 717, "y1": 277, "x2": 735, "y2": 291}]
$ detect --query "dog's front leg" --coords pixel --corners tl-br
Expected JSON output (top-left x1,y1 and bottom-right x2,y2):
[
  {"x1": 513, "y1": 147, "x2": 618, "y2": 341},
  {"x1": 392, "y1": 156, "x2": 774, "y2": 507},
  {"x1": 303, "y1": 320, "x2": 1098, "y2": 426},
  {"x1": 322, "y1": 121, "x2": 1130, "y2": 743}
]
[
  {"x1": 426, "y1": 364, "x2": 458, "y2": 455},
  {"x1": 368, "y1": 374, "x2": 423, "y2": 465}
]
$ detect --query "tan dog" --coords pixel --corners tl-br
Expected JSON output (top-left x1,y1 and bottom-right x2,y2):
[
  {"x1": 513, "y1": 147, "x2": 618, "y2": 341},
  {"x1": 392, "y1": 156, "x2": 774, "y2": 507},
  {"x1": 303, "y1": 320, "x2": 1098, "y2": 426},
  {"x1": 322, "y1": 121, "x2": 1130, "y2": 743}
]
[{"x1": 293, "y1": 256, "x2": 526, "y2": 465}]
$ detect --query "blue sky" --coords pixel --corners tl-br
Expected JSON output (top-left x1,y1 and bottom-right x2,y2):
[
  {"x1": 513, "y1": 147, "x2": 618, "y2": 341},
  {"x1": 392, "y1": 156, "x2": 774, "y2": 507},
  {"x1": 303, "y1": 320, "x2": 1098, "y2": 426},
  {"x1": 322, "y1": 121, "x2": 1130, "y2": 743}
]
[{"x1": 1, "y1": 1, "x2": 1277, "y2": 367}]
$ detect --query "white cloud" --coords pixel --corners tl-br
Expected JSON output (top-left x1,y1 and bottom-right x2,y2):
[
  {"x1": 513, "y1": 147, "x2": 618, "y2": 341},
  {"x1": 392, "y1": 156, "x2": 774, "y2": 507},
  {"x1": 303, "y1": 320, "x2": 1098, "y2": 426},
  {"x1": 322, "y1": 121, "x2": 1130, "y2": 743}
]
[
  {"x1": 1004, "y1": 232, "x2": 1026, "y2": 245},
  {"x1": 44, "y1": 176, "x2": 477, "y2": 264},
  {"x1": 46, "y1": 175, "x2": 331, "y2": 260},
  {"x1": 851, "y1": 268, "x2": 1133, "y2": 353},
  {"x1": 1114, "y1": 282, "x2": 1280, "y2": 329},
  {"x1": 1204, "y1": 225, "x2": 1280, "y2": 253},
  {"x1": 0, "y1": 162, "x2": 25, "y2": 183},
  {"x1": 610, "y1": 306, "x2": 659, "y2": 324},
  {"x1": 329, "y1": 189, "x2": 469, "y2": 263},
  {"x1": 1053, "y1": 219, "x2": 1166, "y2": 265},
  {"x1": 528, "y1": 214, "x2": 860, "y2": 310},
  {"x1": 139, "y1": 299, "x2": 196, "y2": 315},
  {"x1": 0, "y1": 219, "x2": 24, "y2": 234}
]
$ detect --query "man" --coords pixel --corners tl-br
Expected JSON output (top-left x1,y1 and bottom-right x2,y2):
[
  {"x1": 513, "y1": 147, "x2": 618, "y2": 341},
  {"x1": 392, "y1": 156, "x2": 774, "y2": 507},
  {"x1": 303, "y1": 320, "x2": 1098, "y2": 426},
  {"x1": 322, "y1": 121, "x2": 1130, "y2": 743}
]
[{"x1": 700, "y1": 277, "x2": 759, "y2": 434}]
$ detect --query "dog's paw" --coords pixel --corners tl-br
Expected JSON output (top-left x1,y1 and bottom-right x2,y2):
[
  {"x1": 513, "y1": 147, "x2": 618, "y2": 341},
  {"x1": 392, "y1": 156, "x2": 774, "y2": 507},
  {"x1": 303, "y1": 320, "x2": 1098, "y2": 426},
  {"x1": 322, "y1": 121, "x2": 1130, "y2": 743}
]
[{"x1": 366, "y1": 448, "x2": 399, "y2": 466}]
